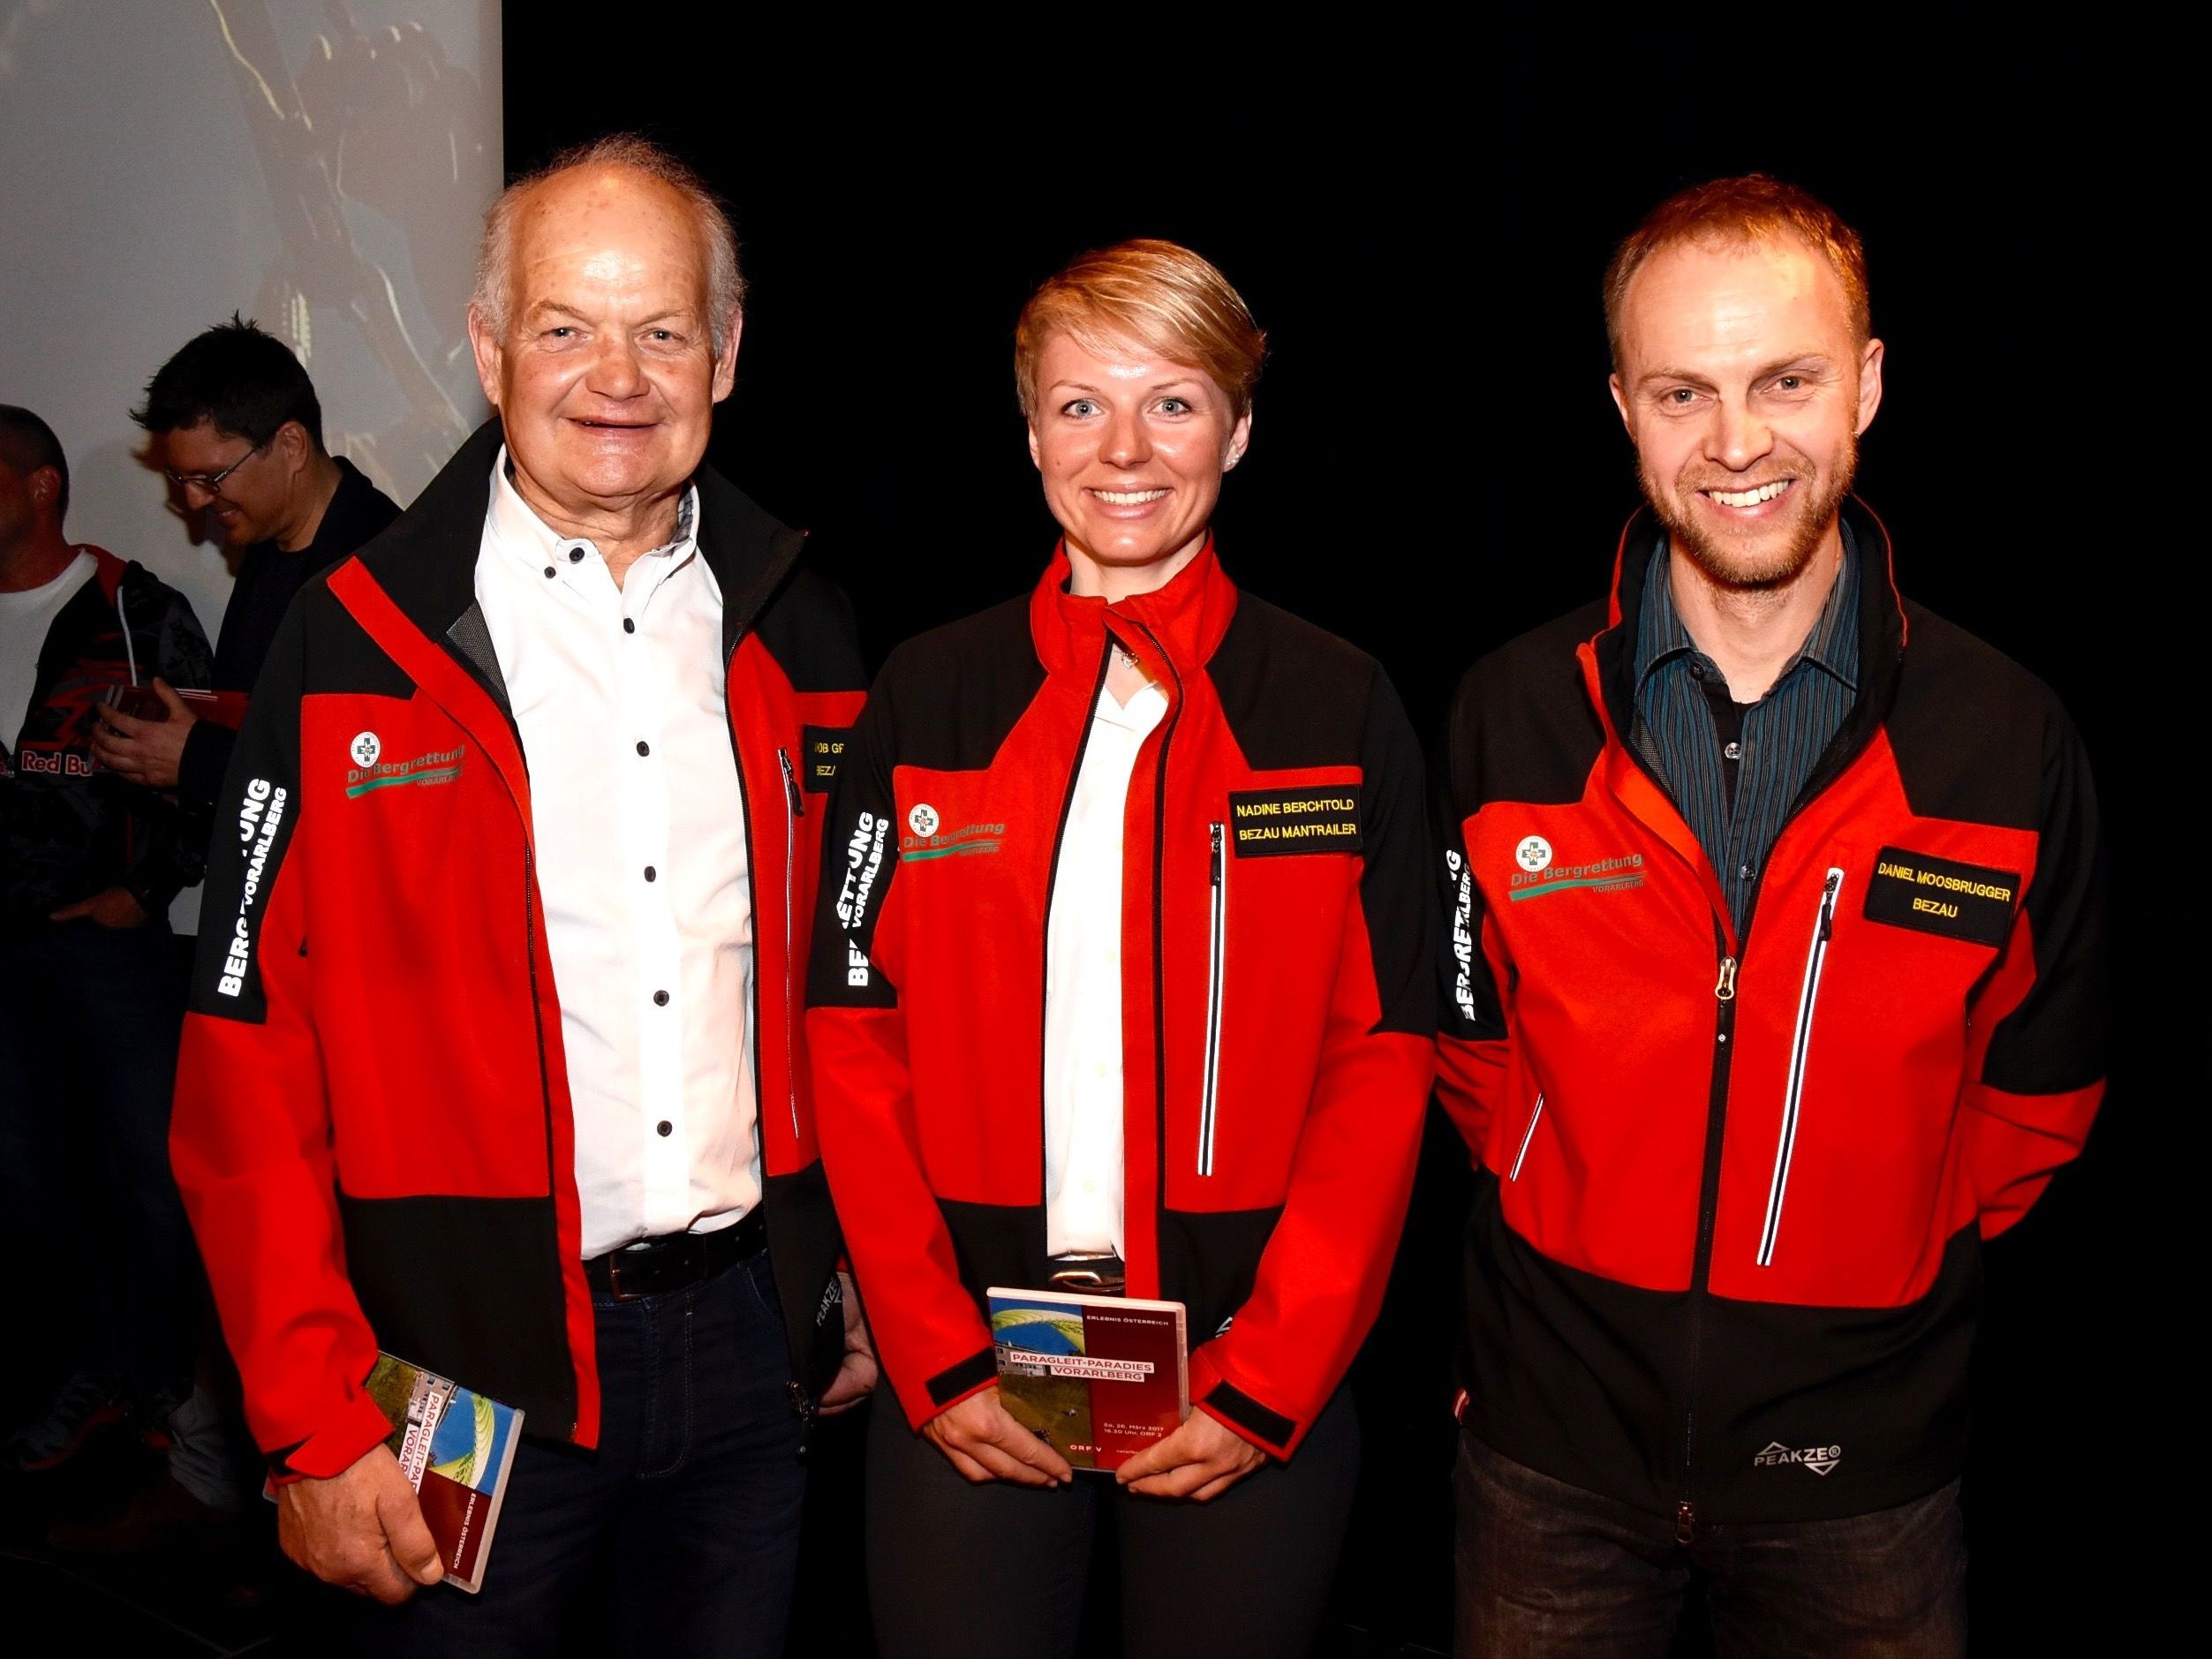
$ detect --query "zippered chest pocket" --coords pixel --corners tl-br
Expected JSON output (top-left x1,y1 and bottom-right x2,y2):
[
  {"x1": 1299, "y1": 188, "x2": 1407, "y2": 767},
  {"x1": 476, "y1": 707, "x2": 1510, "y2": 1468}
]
[
  {"x1": 1198, "y1": 822, "x2": 1227, "y2": 1175},
  {"x1": 1756, "y1": 866, "x2": 1843, "y2": 1268}
]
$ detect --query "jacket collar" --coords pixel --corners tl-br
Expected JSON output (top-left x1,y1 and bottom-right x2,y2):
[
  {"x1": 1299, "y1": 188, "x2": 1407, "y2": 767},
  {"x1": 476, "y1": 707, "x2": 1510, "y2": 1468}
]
[
  {"x1": 1594, "y1": 493, "x2": 1907, "y2": 745},
  {"x1": 1027, "y1": 535, "x2": 1240, "y2": 685},
  {"x1": 353, "y1": 418, "x2": 805, "y2": 669}
]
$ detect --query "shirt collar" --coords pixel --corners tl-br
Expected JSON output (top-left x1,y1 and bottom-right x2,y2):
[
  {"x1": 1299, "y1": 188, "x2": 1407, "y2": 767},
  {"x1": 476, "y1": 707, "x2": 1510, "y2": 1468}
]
[
  {"x1": 1634, "y1": 524, "x2": 1861, "y2": 697},
  {"x1": 486, "y1": 446, "x2": 701, "y2": 575}
]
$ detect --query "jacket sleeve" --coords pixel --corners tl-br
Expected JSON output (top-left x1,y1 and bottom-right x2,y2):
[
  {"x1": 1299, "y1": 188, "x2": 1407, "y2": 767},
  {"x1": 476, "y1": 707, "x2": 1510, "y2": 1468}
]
[
  {"x1": 1433, "y1": 669, "x2": 1513, "y2": 1167},
  {"x1": 805, "y1": 665, "x2": 997, "y2": 1429},
  {"x1": 177, "y1": 719, "x2": 238, "y2": 818},
  {"x1": 169, "y1": 598, "x2": 392, "y2": 1479},
  {"x1": 1189, "y1": 669, "x2": 1436, "y2": 1459},
  {"x1": 1960, "y1": 705, "x2": 2108, "y2": 1238},
  {"x1": 120, "y1": 574, "x2": 215, "y2": 915}
]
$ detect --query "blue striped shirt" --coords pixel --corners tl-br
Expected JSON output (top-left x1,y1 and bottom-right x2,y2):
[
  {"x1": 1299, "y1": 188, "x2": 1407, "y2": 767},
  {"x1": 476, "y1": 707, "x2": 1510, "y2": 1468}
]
[{"x1": 1631, "y1": 528, "x2": 1861, "y2": 938}]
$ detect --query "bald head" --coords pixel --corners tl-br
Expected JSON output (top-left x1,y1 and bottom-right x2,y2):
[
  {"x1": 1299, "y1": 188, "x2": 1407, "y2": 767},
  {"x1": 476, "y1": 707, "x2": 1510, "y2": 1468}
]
[{"x1": 472, "y1": 135, "x2": 743, "y2": 357}]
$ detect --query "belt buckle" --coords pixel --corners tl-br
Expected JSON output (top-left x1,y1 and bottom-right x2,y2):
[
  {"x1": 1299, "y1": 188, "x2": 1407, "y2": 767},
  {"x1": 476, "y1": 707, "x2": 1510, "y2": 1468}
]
[
  {"x1": 605, "y1": 1235, "x2": 703, "y2": 1301},
  {"x1": 1047, "y1": 1256, "x2": 1125, "y2": 1296}
]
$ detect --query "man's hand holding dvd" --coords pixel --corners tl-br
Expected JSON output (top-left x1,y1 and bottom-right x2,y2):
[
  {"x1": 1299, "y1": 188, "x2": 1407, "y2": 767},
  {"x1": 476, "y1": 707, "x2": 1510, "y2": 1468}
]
[{"x1": 274, "y1": 1353, "x2": 523, "y2": 1600}]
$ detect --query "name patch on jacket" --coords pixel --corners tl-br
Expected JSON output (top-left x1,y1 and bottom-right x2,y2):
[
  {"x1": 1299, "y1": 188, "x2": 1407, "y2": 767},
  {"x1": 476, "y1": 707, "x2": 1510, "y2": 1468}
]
[
  {"x1": 1227, "y1": 788, "x2": 1363, "y2": 857},
  {"x1": 801, "y1": 725, "x2": 849, "y2": 793},
  {"x1": 1863, "y1": 847, "x2": 2019, "y2": 946}
]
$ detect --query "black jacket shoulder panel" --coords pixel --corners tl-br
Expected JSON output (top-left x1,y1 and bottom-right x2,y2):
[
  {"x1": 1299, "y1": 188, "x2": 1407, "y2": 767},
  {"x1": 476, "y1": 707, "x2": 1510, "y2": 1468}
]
[
  {"x1": 1208, "y1": 593, "x2": 1381, "y2": 770},
  {"x1": 295, "y1": 572, "x2": 418, "y2": 701},
  {"x1": 1448, "y1": 600, "x2": 1609, "y2": 811},
  {"x1": 874, "y1": 593, "x2": 1046, "y2": 773},
  {"x1": 1885, "y1": 604, "x2": 2062, "y2": 833},
  {"x1": 751, "y1": 561, "x2": 866, "y2": 693}
]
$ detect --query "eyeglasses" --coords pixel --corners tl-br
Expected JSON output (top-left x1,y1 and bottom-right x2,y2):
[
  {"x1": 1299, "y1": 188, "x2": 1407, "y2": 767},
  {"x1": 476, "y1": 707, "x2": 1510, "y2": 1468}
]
[{"x1": 165, "y1": 440, "x2": 267, "y2": 494}]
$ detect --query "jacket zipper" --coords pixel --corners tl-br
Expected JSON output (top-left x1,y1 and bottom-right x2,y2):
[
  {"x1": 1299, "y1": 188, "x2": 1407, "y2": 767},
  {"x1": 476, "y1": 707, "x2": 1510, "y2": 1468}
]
[
  {"x1": 1120, "y1": 617, "x2": 1184, "y2": 1275},
  {"x1": 1198, "y1": 822, "x2": 1226, "y2": 1175},
  {"x1": 1678, "y1": 933, "x2": 1739, "y2": 1544},
  {"x1": 1506, "y1": 1093, "x2": 1546, "y2": 1182},
  {"x1": 778, "y1": 749, "x2": 805, "y2": 1144},
  {"x1": 1755, "y1": 868, "x2": 1843, "y2": 1267}
]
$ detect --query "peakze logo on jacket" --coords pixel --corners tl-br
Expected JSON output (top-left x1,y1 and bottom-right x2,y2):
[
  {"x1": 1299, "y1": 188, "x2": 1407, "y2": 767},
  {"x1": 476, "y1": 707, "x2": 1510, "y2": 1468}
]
[
  {"x1": 807, "y1": 545, "x2": 1437, "y2": 1459},
  {"x1": 170, "y1": 422, "x2": 865, "y2": 1481},
  {"x1": 1436, "y1": 498, "x2": 2106, "y2": 1526}
]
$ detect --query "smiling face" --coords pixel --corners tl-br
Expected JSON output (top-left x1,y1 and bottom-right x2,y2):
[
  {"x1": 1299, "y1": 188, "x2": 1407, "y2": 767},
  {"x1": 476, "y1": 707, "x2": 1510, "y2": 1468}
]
[
  {"x1": 163, "y1": 419, "x2": 297, "y2": 547},
  {"x1": 1609, "y1": 233, "x2": 1883, "y2": 590},
  {"x1": 1028, "y1": 330, "x2": 1249, "y2": 594},
  {"x1": 468, "y1": 165, "x2": 736, "y2": 532}
]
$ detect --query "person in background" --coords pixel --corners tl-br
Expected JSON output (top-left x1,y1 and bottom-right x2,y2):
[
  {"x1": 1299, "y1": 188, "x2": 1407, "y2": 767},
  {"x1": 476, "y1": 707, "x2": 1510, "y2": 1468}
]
[
  {"x1": 808, "y1": 240, "x2": 1436, "y2": 1658},
  {"x1": 91, "y1": 317, "x2": 399, "y2": 810},
  {"x1": 1436, "y1": 176, "x2": 2107, "y2": 1655},
  {"x1": 169, "y1": 136, "x2": 873, "y2": 1656},
  {"x1": 0, "y1": 403, "x2": 213, "y2": 1475}
]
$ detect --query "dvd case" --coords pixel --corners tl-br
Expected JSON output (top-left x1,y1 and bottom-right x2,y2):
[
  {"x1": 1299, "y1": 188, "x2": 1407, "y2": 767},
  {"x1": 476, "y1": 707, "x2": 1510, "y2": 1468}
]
[{"x1": 986, "y1": 1287, "x2": 1188, "y2": 1472}]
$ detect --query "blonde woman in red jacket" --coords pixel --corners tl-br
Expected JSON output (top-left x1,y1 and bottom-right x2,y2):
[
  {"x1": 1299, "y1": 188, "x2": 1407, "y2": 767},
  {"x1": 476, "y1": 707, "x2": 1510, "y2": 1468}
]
[{"x1": 808, "y1": 240, "x2": 1437, "y2": 1658}]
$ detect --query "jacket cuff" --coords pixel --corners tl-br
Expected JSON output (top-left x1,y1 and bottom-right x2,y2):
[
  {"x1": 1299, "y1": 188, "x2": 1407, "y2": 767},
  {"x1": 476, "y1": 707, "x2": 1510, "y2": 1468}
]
[
  {"x1": 265, "y1": 1390, "x2": 397, "y2": 1484},
  {"x1": 1190, "y1": 1346, "x2": 1302, "y2": 1459}
]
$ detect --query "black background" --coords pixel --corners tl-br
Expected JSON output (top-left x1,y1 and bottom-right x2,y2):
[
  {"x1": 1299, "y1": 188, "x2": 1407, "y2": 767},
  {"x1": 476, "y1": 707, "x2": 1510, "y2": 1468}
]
[{"x1": 509, "y1": 21, "x2": 2175, "y2": 1653}]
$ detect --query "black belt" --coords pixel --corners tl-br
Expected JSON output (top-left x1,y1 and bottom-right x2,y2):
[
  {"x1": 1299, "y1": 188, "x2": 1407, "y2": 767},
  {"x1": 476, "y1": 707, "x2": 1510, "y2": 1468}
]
[
  {"x1": 1046, "y1": 1252, "x2": 1125, "y2": 1296},
  {"x1": 585, "y1": 1208, "x2": 766, "y2": 1301}
]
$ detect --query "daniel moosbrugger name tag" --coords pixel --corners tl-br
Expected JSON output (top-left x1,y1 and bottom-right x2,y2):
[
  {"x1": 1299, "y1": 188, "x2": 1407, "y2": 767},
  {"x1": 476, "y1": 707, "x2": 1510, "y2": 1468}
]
[
  {"x1": 1862, "y1": 845, "x2": 2020, "y2": 947},
  {"x1": 1226, "y1": 787, "x2": 1363, "y2": 857}
]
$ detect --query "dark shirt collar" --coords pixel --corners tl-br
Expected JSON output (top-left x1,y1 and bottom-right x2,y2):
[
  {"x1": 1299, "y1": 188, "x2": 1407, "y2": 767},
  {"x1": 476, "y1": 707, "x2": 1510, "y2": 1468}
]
[{"x1": 1634, "y1": 519, "x2": 1861, "y2": 698}]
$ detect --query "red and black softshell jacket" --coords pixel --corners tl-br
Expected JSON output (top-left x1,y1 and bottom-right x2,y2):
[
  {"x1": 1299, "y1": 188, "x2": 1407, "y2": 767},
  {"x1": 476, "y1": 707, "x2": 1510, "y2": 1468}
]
[
  {"x1": 170, "y1": 421, "x2": 866, "y2": 1479},
  {"x1": 806, "y1": 544, "x2": 1436, "y2": 1460},
  {"x1": 1436, "y1": 497, "x2": 2106, "y2": 1525}
]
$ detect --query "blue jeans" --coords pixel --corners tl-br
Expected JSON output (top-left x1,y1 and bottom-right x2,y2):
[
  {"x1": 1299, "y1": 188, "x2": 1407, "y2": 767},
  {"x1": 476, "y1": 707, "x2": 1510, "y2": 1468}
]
[
  {"x1": 1453, "y1": 1430, "x2": 1966, "y2": 1657},
  {"x1": 349, "y1": 1247, "x2": 809, "y2": 1658},
  {"x1": 0, "y1": 918, "x2": 198, "y2": 1407}
]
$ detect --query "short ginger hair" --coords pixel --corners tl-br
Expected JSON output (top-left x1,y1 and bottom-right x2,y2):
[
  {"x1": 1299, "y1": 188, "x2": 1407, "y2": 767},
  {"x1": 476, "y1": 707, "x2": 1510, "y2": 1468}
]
[
  {"x1": 1015, "y1": 238, "x2": 1266, "y2": 423},
  {"x1": 1603, "y1": 175, "x2": 1871, "y2": 365},
  {"x1": 473, "y1": 134, "x2": 744, "y2": 357}
]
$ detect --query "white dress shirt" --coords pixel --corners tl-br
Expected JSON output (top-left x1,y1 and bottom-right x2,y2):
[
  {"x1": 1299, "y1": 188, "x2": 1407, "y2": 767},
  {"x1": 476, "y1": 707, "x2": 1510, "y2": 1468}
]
[
  {"x1": 1042, "y1": 678, "x2": 1168, "y2": 1257},
  {"x1": 474, "y1": 452, "x2": 759, "y2": 1259}
]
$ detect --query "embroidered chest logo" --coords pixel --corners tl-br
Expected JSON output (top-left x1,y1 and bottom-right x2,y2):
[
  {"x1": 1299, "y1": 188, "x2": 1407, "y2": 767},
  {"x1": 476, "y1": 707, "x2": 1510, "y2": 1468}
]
[
  {"x1": 1227, "y1": 787, "x2": 1362, "y2": 857},
  {"x1": 1863, "y1": 847, "x2": 2019, "y2": 947},
  {"x1": 1507, "y1": 848, "x2": 1645, "y2": 901},
  {"x1": 350, "y1": 731, "x2": 381, "y2": 767},
  {"x1": 345, "y1": 745, "x2": 466, "y2": 798},
  {"x1": 1754, "y1": 1440, "x2": 1841, "y2": 1476},
  {"x1": 901, "y1": 815, "x2": 1007, "y2": 861}
]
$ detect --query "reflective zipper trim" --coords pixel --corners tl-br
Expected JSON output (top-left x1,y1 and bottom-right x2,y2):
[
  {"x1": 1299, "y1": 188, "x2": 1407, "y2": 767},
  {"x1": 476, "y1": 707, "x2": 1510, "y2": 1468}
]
[
  {"x1": 1506, "y1": 1093, "x2": 1546, "y2": 1182},
  {"x1": 778, "y1": 749, "x2": 804, "y2": 1143},
  {"x1": 1198, "y1": 821, "x2": 1226, "y2": 1175},
  {"x1": 1756, "y1": 867, "x2": 1844, "y2": 1268}
]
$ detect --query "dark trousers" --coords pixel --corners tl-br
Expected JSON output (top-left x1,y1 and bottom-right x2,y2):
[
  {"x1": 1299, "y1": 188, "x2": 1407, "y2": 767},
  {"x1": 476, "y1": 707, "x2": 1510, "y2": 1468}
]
[
  {"x1": 350, "y1": 1248, "x2": 808, "y2": 1659},
  {"x1": 1453, "y1": 1431, "x2": 1967, "y2": 1658},
  {"x1": 0, "y1": 918, "x2": 197, "y2": 1406},
  {"x1": 865, "y1": 1384, "x2": 1360, "y2": 1659}
]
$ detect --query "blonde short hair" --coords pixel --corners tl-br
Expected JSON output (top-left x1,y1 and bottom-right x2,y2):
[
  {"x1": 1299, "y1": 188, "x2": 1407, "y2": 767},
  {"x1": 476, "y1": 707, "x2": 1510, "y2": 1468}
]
[
  {"x1": 1604, "y1": 174, "x2": 1870, "y2": 366},
  {"x1": 472, "y1": 134, "x2": 744, "y2": 357},
  {"x1": 1015, "y1": 238, "x2": 1266, "y2": 424}
]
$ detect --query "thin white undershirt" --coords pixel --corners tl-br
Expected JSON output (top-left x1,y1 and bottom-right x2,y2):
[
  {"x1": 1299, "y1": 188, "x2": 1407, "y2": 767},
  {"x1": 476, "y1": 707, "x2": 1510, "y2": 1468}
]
[
  {"x1": 0, "y1": 550, "x2": 96, "y2": 748},
  {"x1": 1042, "y1": 678, "x2": 1168, "y2": 1257}
]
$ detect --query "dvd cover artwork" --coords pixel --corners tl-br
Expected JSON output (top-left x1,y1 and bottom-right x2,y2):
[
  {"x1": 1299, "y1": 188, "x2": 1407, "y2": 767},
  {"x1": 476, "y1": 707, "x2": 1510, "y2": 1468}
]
[
  {"x1": 988, "y1": 1290, "x2": 1188, "y2": 1472},
  {"x1": 363, "y1": 1353, "x2": 524, "y2": 1593}
]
